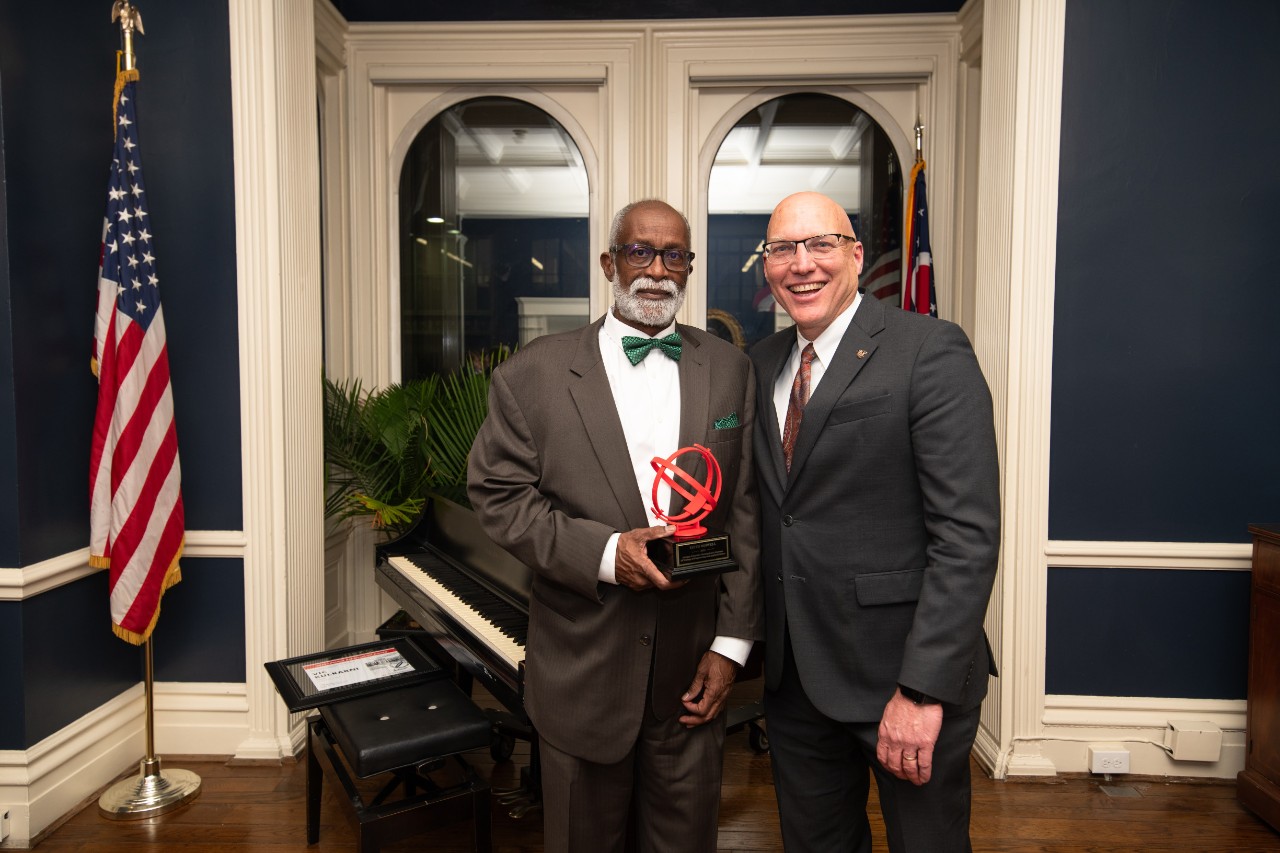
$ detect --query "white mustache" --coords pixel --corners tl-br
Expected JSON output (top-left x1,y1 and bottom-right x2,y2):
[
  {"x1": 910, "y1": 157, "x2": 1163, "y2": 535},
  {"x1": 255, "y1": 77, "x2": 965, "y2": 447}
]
[{"x1": 628, "y1": 276, "x2": 679, "y2": 296}]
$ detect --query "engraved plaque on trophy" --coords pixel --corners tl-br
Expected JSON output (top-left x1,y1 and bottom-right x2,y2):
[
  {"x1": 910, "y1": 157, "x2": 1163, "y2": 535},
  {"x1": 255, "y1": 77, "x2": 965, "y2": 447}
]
[{"x1": 645, "y1": 444, "x2": 738, "y2": 579}]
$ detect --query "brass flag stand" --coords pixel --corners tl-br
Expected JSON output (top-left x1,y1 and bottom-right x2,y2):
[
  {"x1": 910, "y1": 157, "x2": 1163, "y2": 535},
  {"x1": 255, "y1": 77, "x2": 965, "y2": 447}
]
[
  {"x1": 98, "y1": 641, "x2": 202, "y2": 819},
  {"x1": 96, "y1": 1, "x2": 201, "y2": 819}
]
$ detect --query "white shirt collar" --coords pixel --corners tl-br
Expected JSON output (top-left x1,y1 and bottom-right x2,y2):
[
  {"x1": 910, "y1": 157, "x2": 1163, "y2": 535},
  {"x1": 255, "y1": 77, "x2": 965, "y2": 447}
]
[
  {"x1": 602, "y1": 308, "x2": 676, "y2": 346},
  {"x1": 794, "y1": 290, "x2": 861, "y2": 366}
]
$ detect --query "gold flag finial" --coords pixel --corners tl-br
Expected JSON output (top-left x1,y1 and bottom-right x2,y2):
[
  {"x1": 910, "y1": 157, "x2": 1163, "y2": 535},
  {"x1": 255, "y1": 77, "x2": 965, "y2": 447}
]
[{"x1": 111, "y1": 1, "x2": 145, "y2": 71}]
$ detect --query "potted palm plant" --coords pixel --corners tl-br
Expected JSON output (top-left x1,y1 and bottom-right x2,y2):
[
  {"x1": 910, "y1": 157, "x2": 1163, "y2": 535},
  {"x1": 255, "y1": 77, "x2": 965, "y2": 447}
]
[{"x1": 322, "y1": 347, "x2": 509, "y2": 537}]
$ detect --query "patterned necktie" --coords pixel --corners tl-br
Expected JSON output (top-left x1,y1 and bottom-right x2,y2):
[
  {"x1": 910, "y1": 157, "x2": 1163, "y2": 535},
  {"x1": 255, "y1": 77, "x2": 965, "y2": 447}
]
[
  {"x1": 621, "y1": 333, "x2": 682, "y2": 365},
  {"x1": 782, "y1": 343, "x2": 817, "y2": 472}
]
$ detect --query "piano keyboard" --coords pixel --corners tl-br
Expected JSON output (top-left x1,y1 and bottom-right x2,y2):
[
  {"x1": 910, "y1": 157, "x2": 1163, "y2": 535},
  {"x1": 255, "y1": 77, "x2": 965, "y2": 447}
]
[{"x1": 388, "y1": 553, "x2": 527, "y2": 673}]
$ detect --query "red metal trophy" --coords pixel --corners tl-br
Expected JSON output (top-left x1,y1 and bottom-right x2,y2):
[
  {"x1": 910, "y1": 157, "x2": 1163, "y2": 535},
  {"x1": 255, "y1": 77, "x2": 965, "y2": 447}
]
[{"x1": 645, "y1": 444, "x2": 738, "y2": 578}]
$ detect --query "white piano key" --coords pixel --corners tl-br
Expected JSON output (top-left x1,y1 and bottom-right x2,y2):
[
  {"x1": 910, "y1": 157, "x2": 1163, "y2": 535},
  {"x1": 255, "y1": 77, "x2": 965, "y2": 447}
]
[{"x1": 388, "y1": 555, "x2": 525, "y2": 671}]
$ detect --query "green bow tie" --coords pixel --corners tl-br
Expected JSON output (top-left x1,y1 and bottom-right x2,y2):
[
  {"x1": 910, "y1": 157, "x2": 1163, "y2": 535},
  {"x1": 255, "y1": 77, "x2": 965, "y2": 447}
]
[{"x1": 621, "y1": 333, "x2": 682, "y2": 365}]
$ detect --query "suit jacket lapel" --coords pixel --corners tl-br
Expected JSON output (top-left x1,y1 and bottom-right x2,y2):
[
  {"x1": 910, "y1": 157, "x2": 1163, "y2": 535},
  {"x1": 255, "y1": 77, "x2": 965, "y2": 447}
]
[
  {"x1": 754, "y1": 330, "x2": 793, "y2": 503},
  {"x1": 568, "y1": 317, "x2": 651, "y2": 530},
  {"x1": 787, "y1": 294, "x2": 885, "y2": 483},
  {"x1": 670, "y1": 325, "x2": 711, "y2": 516}
]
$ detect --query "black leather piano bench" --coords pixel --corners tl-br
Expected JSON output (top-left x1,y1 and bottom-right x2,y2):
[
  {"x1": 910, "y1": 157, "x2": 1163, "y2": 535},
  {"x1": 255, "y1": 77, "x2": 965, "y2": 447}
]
[{"x1": 307, "y1": 679, "x2": 493, "y2": 853}]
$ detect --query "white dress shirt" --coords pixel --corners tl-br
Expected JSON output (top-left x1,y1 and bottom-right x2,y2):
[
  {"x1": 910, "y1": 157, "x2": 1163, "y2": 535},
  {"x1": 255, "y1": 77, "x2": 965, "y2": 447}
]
[
  {"x1": 773, "y1": 292, "x2": 862, "y2": 438},
  {"x1": 597, "y1": 310, "x2": 750, "y2": 667}
]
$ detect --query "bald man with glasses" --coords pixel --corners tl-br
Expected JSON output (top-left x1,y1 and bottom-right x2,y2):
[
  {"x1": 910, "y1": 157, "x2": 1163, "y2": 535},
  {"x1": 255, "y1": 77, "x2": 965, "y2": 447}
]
[
  {"x1": 750, "y1": 191, "x2": 1000, "y2": 852},
  {"x1": 469, "y1": 199, "x2": 762, "y2": 853}
]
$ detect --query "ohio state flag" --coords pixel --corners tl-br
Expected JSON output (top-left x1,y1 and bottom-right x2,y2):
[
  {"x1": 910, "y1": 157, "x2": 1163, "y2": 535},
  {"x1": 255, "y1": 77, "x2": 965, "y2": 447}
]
[{"x1": 902, "y1": 160, "x2": 936, "y2": 317}]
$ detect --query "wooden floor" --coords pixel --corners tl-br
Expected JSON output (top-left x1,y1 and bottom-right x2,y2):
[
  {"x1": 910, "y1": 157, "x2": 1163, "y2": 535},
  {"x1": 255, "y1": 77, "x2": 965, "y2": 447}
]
[{"x1": 31, "y1": 684, "x2": 1280, "y2": 852}]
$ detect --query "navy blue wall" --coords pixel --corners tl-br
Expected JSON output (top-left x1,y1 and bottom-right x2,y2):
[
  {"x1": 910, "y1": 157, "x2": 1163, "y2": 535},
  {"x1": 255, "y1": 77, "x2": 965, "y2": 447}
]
[
  {"x1": 152, "y1": 558, "x2": 247, "y2": 684},
  {"x1": 1047, "y1": 0, "x2": 1279, "y2": 698},
  {"x1": 0, "y1": 0, "x2": 244, "y2": 749},
  {"x1": 0, "y1": 602, "x2": 21, "y2": 747},
  {"x1": 1051, "y1": 0, "x2": 1280, "y2": 544},
  {"x1": 0, "y1": 70, "x2": 16, "y2": 570},
  {"x1": 18, "y1": 576, "x2": 139, "y2": 747},
  {"x1": 0, "y1": 0, "x2": 242, "y2": 564},
  {"x1": 1046, "y1": 568, "x2": 1250, "y2": 699},
  {"x1": 1, "y1": 4, "x2": 121, "y2": 564}
]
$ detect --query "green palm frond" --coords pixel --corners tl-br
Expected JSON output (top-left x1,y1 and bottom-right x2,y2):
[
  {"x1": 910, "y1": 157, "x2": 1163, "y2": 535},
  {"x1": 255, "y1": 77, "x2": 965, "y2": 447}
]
[
  {"x1": 323, "y1": 374, "x2": 439, "y2": 535},
  {"x1": 425, "y1": 346, "x2": 511, "y2": 506},
  {"x1": 322, "y1": 346, "x2": 511, "y2": 533}
]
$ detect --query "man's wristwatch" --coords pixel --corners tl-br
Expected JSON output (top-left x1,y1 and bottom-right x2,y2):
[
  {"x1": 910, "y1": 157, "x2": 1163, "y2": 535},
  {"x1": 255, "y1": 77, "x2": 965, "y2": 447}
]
[{"x1": 898, "y1": 684, "x2": 940, "y2": 705}]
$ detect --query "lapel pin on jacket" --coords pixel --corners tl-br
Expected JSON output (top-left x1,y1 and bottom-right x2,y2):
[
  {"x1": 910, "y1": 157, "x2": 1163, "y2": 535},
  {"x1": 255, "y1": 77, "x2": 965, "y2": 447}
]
[{"x1": 856, "y1": 349, "x2": 869, "y2": 359}]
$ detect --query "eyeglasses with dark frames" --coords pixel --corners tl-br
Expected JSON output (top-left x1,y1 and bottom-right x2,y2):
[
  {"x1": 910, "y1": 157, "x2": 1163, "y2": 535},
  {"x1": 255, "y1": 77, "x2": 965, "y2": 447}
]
[
  {"x1": 762, "y1": 233, "x2": 857, "y2": 264},
  {"x1": 610, "y1": 243, "x2": 695, "y2": 272}
]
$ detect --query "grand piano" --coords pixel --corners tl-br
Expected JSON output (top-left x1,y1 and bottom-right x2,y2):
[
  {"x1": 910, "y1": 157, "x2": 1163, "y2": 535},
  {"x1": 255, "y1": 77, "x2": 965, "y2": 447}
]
[
  {"x1": 375, "y1": 496, "x2": 769, "y2": 819},
  {"x1": 375, "y1": 496, "x2": 541, "y2": 816}
]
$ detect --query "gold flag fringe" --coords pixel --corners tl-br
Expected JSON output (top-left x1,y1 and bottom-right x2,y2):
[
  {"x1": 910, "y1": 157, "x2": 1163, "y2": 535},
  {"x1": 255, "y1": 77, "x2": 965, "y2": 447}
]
[
  {"x1": 112, "y1": 63, "x2": 140, "y2": 141},
  {"x1": 110, "y1": 538, "x2": 184, "y2": 646}
]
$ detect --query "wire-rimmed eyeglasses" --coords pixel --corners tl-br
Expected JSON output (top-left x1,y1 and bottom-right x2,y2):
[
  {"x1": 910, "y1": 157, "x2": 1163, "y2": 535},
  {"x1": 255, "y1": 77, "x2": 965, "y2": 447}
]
[
  {"x1": 762, "y1": 234, "x2": 857, "y2": 265},
  {"x1": 610, "y1": 243, "x2": 695, "y2": 272}
]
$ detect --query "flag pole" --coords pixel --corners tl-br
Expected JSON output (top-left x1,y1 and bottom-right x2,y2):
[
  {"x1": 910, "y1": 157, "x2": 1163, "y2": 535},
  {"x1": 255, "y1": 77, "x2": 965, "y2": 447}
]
[
  {"x1": 98, "y1": 641, "x2": 202, "y2": 819},
  {"x1": 96, "y1": 2, "x2": 201, "y2": 818},
  {"x1": 110, "y1": 0, "x2": 142, "y2": 71},
  {"x1": 914, "y1": 119, "x2": 924, "y2": 164}
]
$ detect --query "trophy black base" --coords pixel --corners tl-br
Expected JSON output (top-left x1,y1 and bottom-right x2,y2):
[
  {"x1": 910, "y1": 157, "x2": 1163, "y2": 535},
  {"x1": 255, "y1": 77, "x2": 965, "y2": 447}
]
[{"x1": 647, "y1": 533, "x2": 738, "y2": 579}]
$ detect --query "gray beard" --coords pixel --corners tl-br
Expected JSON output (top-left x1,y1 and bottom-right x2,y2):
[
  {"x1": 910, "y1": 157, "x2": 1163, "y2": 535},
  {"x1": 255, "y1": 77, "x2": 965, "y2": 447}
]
[{"x1": 612, "y1": 274, "x2": 685, "y2": 330}]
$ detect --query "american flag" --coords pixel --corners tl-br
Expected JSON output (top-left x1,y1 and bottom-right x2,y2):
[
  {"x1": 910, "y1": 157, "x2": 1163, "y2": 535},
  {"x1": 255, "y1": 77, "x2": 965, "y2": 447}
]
[
  {"x1": 862, "y1": 247, "x2": 901, "y2": 303},
  {"x1": 902, "y1": 160, "x2": 937, "y2": 317},
  {"x1": 90, "y1": 69, "x2": 185, "y2": 645}
]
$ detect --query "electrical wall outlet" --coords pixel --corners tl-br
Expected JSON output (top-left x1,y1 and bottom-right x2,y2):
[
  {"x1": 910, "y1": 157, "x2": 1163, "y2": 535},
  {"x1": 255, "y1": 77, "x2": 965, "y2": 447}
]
[{"x1": 1088, "y1": 745, "x2": 1130, "y2": 774}]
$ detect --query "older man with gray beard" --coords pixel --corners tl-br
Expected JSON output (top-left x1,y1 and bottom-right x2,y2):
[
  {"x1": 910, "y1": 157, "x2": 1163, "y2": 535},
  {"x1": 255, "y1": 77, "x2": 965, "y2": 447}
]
[{"x1": 468, "y1": 199, "x2": 762, "y2": 853}]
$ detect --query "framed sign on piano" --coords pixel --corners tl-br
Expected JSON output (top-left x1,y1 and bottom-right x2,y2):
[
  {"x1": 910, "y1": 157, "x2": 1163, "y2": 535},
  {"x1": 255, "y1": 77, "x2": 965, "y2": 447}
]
[{"x1": 265, "y1": 637, "x2": 445, "y2": 713}]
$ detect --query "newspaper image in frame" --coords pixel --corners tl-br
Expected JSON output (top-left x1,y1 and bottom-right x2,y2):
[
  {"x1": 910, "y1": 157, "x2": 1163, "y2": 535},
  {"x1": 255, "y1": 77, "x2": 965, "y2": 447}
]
[{"x1": 264, "y1": 637, "x2": 445, "y2": 712}]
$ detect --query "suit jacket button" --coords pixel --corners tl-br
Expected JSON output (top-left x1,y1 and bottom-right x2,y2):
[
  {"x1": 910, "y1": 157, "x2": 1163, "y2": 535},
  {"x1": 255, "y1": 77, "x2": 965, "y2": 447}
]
[
  {"x1": 783, "y1": 515, "x2": 794, "y2": 527},
  {"x1": 640, "y1": 634, "x2": 651, "y2": 646}
]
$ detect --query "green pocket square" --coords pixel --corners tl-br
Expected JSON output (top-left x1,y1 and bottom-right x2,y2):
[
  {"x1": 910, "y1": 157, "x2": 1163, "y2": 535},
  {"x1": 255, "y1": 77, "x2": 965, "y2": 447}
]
[{"x1": 714, "y1": 412, "x2": 740, "y2": 429}]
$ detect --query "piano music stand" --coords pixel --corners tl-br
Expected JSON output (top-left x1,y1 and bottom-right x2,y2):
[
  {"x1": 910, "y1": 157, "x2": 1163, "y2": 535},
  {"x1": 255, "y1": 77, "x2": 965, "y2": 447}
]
[{"x1": 307, "y1": 680, "x2": 494, "y2": 853}]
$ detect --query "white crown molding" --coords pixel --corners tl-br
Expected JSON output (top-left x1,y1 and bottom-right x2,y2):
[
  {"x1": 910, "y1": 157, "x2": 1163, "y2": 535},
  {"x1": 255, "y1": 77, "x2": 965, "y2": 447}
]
[
  {"x1": 45, "y1": 534, "x2": 1205, "y2": 610},
  {"x1": 0, "y1": 551, "x2": 97, "y2": 601},
  {"x1": 1044, "y1": 694, "x2": 1245, "y2": 731},
  {"x1": 0, "y1": 682, "x2": 254, "y2": 846},
  {"x1": 970, "y1": 0, "x2": 1066, "y2": 780},
  {"x1": 344, "y1": 27, "x2": 643, "y2": 385},
  {"x1": 662, "y1": 16, "x2": 960, "y2": 326},
  {"x1": 971, "y1": 721, "x2": 1001, "y2": 776},
  {"x1": 1023, "y1": 694, "x2": 1247, "y2": 779},
  {"x1": 340, "y1": 13, "x2": 969, "y2": 379},
  {"x1": 228, "y1": 0, "x2": 325, "y2": 764},
  {"x1": 958, "y1": 0, "x2": 984, "y2": 64},
  {"x1": 314, "y1": 0, "x2": 347, "y2": 74},
  {"x1": 1047, "y1": 540, "x2": 1252, "y2": 570},
  {"x1": 0, "y1": 685, "x2": 141, "y2": 847},
  {"x1": 0, "y1": 531, "x2": 249, "y2": 601},
  {"x1": 152, "y1": 682, "x2": 259, "y2": 758},
  {"x1": 980, "y1": 692, "x2": 1247, "y2": 780}
]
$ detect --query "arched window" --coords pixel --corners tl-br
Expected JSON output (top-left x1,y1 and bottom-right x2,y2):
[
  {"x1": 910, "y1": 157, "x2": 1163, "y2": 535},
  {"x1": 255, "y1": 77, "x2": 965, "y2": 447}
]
[
  {"x1": 398, "y1": 97, "x2": 590, "y2": 378},
  {"x1": 705, "y1": 93, "x2": 903, "y2": 350}
]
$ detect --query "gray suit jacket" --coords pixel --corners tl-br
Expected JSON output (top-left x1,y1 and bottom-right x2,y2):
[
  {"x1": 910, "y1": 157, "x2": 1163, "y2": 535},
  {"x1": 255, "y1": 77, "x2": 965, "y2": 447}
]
[
  {"x1": 468, "y1": 317, "x2": 762, "y2": 764},
  {"x1": 751, "y1": 293, "x2": 1000, "y2": 721}
]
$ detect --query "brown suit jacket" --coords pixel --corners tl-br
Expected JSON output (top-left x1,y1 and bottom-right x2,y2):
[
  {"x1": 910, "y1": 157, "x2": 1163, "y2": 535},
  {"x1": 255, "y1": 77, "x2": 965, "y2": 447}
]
[{"x1": 467, "y1": 316, "x2": 762, "y2": 764}]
